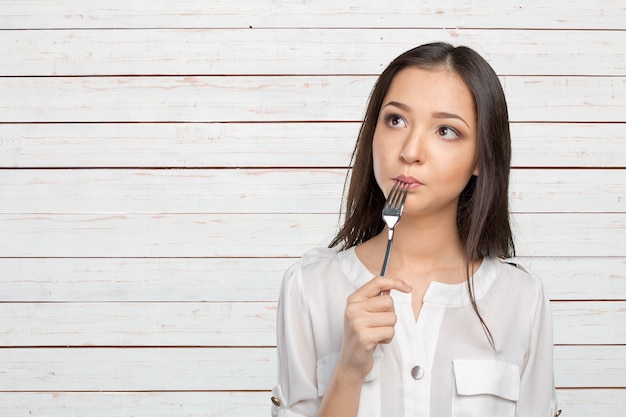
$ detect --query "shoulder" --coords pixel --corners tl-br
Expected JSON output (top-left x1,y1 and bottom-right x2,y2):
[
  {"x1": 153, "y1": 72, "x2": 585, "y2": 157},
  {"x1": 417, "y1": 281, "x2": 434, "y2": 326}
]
[
  {"x1": 491, "y1": 257, "x2": 549, "y2": 302},
  {"x1": 283, "y1": 246, "x2": 341, "y2": 283},
  {"x1": 281, "y1": 246, "x2": 355, "y2": 303}
]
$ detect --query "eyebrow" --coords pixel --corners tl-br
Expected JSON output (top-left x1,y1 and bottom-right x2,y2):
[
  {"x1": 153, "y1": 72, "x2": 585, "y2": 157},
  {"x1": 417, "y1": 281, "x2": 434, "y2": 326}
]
[
  {"x1": 433, "y1": 112, "x2": 470, "y2": 129},
  {"x1": 382, "y1": 101, "x2": 412, "y2": 112},
  {"x1": 383, "y1": 101, "x2": 471, "y2": 129}
]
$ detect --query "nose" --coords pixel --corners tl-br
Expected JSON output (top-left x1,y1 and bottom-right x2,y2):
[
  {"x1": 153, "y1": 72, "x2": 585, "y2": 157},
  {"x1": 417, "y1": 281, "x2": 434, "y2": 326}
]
[{"x1": 400, "y1": 128, "x2": 424, "y2": 164}]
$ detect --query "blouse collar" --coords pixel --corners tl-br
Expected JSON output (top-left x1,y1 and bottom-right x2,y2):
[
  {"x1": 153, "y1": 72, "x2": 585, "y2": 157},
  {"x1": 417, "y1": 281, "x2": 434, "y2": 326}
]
[{"x1": 338, "y1": 246, "x2": 499, "y2": 306}]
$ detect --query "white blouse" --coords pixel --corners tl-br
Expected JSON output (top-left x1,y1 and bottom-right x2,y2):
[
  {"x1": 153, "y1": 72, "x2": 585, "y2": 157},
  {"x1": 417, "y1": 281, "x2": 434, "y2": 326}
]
[{"x1": 272, "y1": 246, "x2": 559, "y2": 417}]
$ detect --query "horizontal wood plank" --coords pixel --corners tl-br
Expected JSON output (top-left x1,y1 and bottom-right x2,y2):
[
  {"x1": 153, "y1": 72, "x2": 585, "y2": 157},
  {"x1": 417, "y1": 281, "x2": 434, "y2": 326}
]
[
  {"x1": 0, "y1": 168, "x2": 347, "y2": 214},
  {"x1": 554, "y1": 345, "x2": 626, "y2": 388},
  {"x1": 510, "y1": 213, "x2": 626, "y2": 257},
  {"x1": 0, "y1": 213, "x2": 624, "y2": 257},
  {"x1": 0, "y1": 168, "x2": 624, "y2": 214},
  {"x1": 0, "y1": 392, "x2": 272, "y2": 417},
  {"x1": 0, "y1": 122, "x2": 358, "y2": 168},
  {"x1": 0, "y1": 302, "x2": 277, "y2": 347},
  {"x1": 2, "y1": 28, "x2": 624, "y2": 76},
  {"x1": 0, "y1": 257, "x2": 292, "y2": 302},
  {"x1": 0, "y1": 347, "x2": 275, "y2": 391},
  {"x1": 0, "y1": 301, "x2": 622, "y2": 346},
  {"x1": 0, "y1": 257, "x2": 623, "y2": 302},
  {"x1": 551, "y1": 301, "x2": 626, "y2": 345},
  {"x1": 0, "y1": 389, "x2": 622, "y2": 417},
  {"x1": 1, "y1": 76, "x2": 624, "y2": 123},
  {"x1": 509, "y1": 169, "x2": 626, "y2": 213},
  {"x1": 0, "y1": 346, "x2": 621, "y2": 390},
  {"x1": 551, "y1": 389, "x2": 626, "y2": 417},
  {"x1": 1, "y1": 122, "x2": 623, "y2": 168},
  {"x1": 510, "y1": 123, "x2": 626, "y2": 168},
  {"x1": 1, "y1": 0, "x2": 623, "y2": 29},
  {"x1": 519, "y1": 257, "x2": 626, "y2": 301}
]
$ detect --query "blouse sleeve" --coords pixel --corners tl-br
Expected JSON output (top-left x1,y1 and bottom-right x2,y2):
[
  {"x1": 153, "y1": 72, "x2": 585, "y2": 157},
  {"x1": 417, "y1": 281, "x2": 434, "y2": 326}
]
[
  {"x1": 516, "y1": 277, "x2": 560, "y2": 417},
  {"x1": 271, "y1": 261, "x2": 321, "y2": 417}
]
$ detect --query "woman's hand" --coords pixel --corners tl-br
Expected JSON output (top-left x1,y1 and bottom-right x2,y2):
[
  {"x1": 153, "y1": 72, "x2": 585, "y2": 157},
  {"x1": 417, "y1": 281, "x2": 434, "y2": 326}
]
[{"x1": 337, "y1": 276, "x2": 412, "y2": 381}]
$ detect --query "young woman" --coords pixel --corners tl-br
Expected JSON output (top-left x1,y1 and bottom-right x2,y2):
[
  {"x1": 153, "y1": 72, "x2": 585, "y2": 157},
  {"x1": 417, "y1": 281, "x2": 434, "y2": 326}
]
[{"x1": 272, "y1": 42, "x2": 560, "y2": 417}]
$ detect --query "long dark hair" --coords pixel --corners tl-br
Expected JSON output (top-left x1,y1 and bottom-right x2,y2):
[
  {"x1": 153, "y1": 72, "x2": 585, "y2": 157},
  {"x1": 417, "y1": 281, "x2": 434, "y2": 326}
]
[{"x1": 329, "y1": 42, "x2": 514, "y2": 347}]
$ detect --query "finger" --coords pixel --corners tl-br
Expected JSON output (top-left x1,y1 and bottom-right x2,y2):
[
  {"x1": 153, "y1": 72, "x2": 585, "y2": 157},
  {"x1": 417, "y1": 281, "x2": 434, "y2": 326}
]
[
  {"x1": 366, "y1": 326, "x2": 396, "y2": 346},
  {"x1": 350, "y1": 276, "x2": 412, "y2": 301},
  {"x1": 345, "y1": 294, "x2": 395, "y2": 324},
  {"x1": 364, "y1": 311, "x2": 398, "y2": 328},
  {"x1": 362, "y1": 294, "x2": 396, "y2": 313}
]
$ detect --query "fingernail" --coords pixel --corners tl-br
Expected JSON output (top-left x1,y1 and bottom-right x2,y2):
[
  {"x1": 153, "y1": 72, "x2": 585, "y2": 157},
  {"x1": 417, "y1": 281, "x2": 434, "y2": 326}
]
[{"x1": 403, "y1": 283, "x2": 412, "y2": 292}]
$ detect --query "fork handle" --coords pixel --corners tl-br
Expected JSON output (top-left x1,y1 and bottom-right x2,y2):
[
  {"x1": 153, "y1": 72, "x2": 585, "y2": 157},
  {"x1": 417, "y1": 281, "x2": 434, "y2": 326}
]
[{"x1": 380, "y1": 229, "x2": 395, "y2": 276}]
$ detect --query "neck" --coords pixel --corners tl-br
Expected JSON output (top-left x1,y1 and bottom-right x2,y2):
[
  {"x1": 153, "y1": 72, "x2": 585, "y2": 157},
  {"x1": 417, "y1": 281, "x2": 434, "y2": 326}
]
[
  {"x1": 364, "y1": 209, "x2": 473, "y2": 284},
  {"x1": 393, "y1": 214, "x2": 464, "y2": 264}
]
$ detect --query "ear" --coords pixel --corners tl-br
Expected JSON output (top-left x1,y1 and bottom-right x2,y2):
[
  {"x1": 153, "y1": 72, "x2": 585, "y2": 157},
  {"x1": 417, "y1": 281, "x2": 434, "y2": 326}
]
[{"x1": 472, "y1": 164, "x2": 479, "y2": 177}]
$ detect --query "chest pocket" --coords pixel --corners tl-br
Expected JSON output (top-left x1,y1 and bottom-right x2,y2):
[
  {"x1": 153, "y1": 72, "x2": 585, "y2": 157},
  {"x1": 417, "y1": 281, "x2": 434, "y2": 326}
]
[{"x1": 452, "y1": 359, "x2": 520, "y2": 417}]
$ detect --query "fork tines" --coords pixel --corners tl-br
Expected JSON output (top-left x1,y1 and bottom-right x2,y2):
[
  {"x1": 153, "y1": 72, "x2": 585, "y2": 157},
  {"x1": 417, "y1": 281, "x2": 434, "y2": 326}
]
[{"x1": 380, "y1": 181, "x2": 409, "y2": 276}]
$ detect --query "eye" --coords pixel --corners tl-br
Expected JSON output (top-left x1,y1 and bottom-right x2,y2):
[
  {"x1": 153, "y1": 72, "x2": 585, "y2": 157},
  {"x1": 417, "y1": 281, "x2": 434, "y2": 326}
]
[
  {"x1": 436, "y1": 126, "x2": 461, "y2": 140},
  {"x1": 384, "y1": 114, "x2": 407, "y2": 128}
]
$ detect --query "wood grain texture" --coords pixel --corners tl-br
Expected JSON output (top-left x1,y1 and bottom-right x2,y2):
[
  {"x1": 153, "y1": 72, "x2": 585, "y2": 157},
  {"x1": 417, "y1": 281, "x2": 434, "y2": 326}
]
[
  {"x1": 1, "y1": 0, "x2": 624, "y2": 414},
  {"x1": 0, "y1": 301, "x2": 622, "y2": 346},
  {"x1": 0, "y1": 346, "x2": 622, "y2": 390},
  {"x1": 1, "y1": 257, "x2": 623, "y2": 302},
  {"x1": 1, "y1": 0, "x2": 623, "y2": 29},
  {"x1": 1, "y1": 168, "x2": 624, "y2": 214},
  {"x1": 1, "y1": 76, "x2": 624, "y2": 123},
  {"x1": 1, "y1": 122, "x2": 624, "y2": 168},
  {"x1": 0, "y1": 390, "x2": 623, "y2": 417},
  {"x1": 0, "y1": 213, "x2": 624, "y2": 257},
  {"x1": 2, "y1": 28, "x2": 624, "y2": 76}
]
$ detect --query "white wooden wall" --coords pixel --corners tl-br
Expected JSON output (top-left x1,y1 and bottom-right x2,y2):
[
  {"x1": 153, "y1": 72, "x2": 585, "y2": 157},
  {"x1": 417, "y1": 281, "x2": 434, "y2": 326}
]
[{"x1": 1, "y1": 1, "x2": 624, "y2": 415}]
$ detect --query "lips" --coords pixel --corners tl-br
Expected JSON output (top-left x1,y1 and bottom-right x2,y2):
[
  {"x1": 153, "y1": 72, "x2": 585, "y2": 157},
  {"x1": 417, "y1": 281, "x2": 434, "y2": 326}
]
[{"x1": 394, "y1": 175, "x2": 423, "y2": 188}]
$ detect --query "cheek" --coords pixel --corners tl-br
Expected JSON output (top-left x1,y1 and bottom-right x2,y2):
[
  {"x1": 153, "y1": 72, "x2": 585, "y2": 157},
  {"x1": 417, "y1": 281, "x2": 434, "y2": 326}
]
[{"x1": 437, "y1": 150, "x2": 478, "y2": 187}]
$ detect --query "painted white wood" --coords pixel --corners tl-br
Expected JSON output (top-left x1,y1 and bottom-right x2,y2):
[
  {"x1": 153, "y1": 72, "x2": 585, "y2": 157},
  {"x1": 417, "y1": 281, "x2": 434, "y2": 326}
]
[
  {"x1": 1, "y1": 389, "x2": 623, "y2": 417},
  {"x1": 1, "y1": 0, "x2": 623, "y2": 29},
  {"x1": 554, "y1": 345, "x2": 626, "y2": 388},
  {"x1": 510, "y1": 213, "x2": 626, "y2": 257},
  {"x1": 0, "y1": 122, "x2": 359, "y2": 168},
  {"x1": 0, "y1": 213, "x2": 624, "y2": 257},
  {"x1": 509, "y1": 169, "x2": 626, "y2": 213},
  {"x1": 1, "y1": 122, "x2": 623, "y2": 168},
  {"x1": 0, "y1": 301, "x2": 622, "y2": 346},
  {"x1": 0, "y1": 346, "x2": 621, "y2": 390},
  {"x1": 502, "y1": 76, "x2": 626, "y2": 123},
  {"x1": 2, "y1": 28, "x2": 624, "y2": 76},
  {"x1": 1, "y1": 76, "x2": 624, "y2": 123},
  {"x1": 0, "y1": 302, "x2": 278, "y2": 347},
  {"x1": 0, "y1": 348, "x2": 276, "y2": 391},
  {"x1": 557, "y1": 389, "x2": 626, "y2": 417},
  {"x1": 1, "y1": 1, "x2": 623, "y2": 414},
  {"x1": 0, "y1": 168, "x2": 348, "y2": 214},
  {"x1": 551, "y1": 302, "x2": 626, "y2": 345},
  {"x1": 0, "y1": 213, "x2": 336, "y2": 257},
  {"x1": 0, "y1": 75, "x2": 373, "y2": 123},
  {"x1": 1, "y1": 168, "x2": 624, "y2": 214},
  {"x1": 0, "y1": 392, "x2": 272, "y2": 417},
  {"x1": 511, "y1": 123, "x2": 626, "y2": 168},
  {"x1": 519, "y1": 257, "x2": 626, "y2": 301},
  {"x1": 0, "y1": 257, "x2": 293, "y2": 302},
  {"x1": 0, "y1": 257, "x2": 623, "y2": 302}
]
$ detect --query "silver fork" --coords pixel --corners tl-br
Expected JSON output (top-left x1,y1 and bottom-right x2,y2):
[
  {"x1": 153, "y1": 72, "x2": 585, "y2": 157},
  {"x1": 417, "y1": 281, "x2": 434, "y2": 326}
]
[{"x1": 380, "y1": 181, "x2": 409, "y2": 276}]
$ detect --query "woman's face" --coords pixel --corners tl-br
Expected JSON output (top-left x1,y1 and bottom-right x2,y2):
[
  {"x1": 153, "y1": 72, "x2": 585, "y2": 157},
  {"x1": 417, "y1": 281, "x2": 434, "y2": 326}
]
[{"x1": 372, "y1": 66, "x2": 479, "y2": 218}]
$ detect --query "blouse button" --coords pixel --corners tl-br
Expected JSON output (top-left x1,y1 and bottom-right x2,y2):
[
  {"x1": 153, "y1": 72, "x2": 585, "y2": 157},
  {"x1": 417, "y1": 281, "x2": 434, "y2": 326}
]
[
  {"x1": 410, "y1": 365, "x2": 425, "y2": 380},
  {"x1": 271, "y1": 396, "x2": 281, "y2": 406}
]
